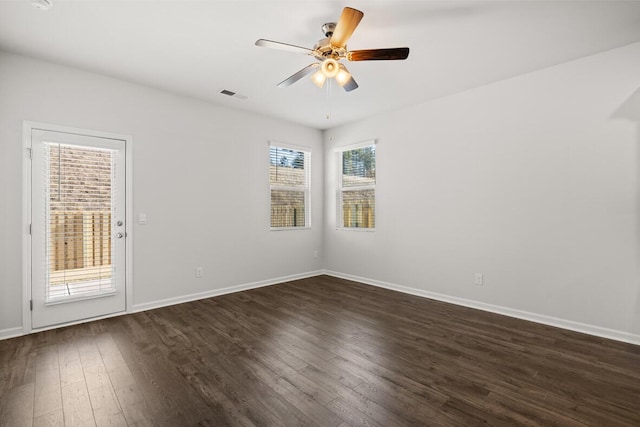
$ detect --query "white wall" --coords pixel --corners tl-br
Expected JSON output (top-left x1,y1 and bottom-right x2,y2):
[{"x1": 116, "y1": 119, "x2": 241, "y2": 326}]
[
  {"x1": 0, "y1": 52, "x2": 323, "y2": 335},
  {"x1": 324, "y1": 42, "x2": 640, "y2": 343},
  {"x1": 2, "y1": 42, "x2": 639, "y2": 343}
]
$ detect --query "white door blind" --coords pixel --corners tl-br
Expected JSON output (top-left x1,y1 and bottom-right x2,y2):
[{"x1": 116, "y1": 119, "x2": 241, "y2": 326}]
[
  {"x1": 44, "y1": 143, "x2": 117, "y2": 302},
  {"x1": 339, "y1": 144, "x2": 376, "y2": 229},
  {"x1": 270, "y1": 145, "x2": 310, "y2": 228}
]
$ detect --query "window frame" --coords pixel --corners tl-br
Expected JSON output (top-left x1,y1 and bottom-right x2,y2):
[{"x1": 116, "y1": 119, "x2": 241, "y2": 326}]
[
  {"x1": 337, "y1": 140, "x2": 376, "y2": 231},
  {"x1": 269, "y1": 141, "x2": 311, "y2": 231}
]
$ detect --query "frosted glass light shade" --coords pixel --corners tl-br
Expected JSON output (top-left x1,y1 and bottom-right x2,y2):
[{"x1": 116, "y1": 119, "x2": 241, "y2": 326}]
[
  {"x1": 335, "y1": 66, "x2": 351, "y2": 87},
  {"x1": 311, "y1": 70, "x2": 326, "y2": 88},
  {"x1": 321, "y1": 59, "x2": 339, "y2": 78}
]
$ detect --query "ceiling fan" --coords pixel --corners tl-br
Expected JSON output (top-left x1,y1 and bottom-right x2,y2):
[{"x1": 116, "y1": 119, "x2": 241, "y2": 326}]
[{"x1": 255, "y1": 6, "x2": 409, "y2": 92}]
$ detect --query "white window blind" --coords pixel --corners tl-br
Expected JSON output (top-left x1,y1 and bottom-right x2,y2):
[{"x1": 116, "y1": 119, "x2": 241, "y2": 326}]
[
  {"x1": 270, "y1": 144, "x2": 311, "y2": 229},
  {"x1": 338, "y1": 143, "x2": 376, "y2": 229},
  {"x1": 44, "y1": 143, "x2": 116, "y2": 302}
]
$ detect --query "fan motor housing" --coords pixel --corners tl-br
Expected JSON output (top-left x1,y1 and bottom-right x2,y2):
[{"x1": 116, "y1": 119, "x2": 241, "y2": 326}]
[{"x1": 313, "y1": 23, "x2": 346, "y2": 61}]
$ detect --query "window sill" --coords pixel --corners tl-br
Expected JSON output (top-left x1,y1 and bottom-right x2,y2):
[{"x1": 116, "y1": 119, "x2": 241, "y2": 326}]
[{"x1": 270, "y1": 226, "x2": 311, "y2": 231}]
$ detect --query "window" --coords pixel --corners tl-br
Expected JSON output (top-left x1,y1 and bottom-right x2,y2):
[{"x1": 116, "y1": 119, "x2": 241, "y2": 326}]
[
  {"x1": 270, "y1": 144, "x2": 310, "y2": 229},
  {"x1": 338, "y1": 142, "x2": 376, "y2": 229}
]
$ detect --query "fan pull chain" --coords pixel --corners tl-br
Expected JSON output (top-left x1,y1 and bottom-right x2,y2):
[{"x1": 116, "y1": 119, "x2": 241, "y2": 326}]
[{"x1": 325, "y1": 78, "x2": 332, "y2": 120}]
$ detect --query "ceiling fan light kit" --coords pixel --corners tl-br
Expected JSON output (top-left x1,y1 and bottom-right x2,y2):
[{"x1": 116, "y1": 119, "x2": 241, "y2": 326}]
[{"x1": 255, "y1": 6, "x2": 409, "y2": 92}]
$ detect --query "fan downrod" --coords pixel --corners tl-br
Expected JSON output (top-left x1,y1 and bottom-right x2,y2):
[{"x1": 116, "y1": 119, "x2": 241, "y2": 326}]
[{"x1": 322, "y1": 23, "x2": 336, "y2": 37}]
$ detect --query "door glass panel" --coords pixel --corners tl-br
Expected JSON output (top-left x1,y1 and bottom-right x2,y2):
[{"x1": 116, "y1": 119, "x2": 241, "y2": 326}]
[{"x1": 44, "y1": 143, "x2": 116, "y2": 303}]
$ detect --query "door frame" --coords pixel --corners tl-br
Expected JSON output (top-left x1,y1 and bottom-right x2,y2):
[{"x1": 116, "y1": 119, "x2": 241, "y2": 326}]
[{"x1": 22, "y1": 121, "x2": 133, "y2": 334}]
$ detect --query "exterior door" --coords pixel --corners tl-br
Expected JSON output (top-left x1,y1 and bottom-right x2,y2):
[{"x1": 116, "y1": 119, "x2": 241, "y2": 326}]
[{"x1": 30, "y1": 129, "x2": 126, "y2": 329}]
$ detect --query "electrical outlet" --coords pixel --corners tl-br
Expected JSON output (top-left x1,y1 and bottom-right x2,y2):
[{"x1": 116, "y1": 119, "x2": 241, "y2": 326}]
[
  {"x1": 475, "y1": 273, "x2": 484, "y2": 286},
  {"x1": 196, "y1": 267, "x2": 203, "y2": 278},
  {"x1": 313, "y1": 250, "x2": 319, "y2": 259}
]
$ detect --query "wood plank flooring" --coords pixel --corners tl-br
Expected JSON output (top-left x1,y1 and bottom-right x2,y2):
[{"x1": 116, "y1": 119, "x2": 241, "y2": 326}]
[{"x1": 1, "y1": 275, "x2": 639, "y2": 426}]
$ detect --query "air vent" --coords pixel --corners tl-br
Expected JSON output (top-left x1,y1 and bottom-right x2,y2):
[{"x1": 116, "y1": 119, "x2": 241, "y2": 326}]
[
  {"x1": 219, "y1": 89, "x2": 248, "y2": 100},
  {"x1": 31, "y1": 0, "x2": 53, "y2": 9}
]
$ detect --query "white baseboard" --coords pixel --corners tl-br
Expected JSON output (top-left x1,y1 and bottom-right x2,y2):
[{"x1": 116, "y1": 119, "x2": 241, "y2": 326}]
[
  {"x1": 324, "y1": 270, "x2": 640, "y2": 346},
  {"x1": 132, "y1": 270, "x2": 325, "y2": 313},
  {"x1": 6, "y1": 270, "x2": 638, "y2": 346},
  {"x1": 0, "y1": 327, "x2": 24, "y2": 341},
  {"x1": 0, "y1": 271, "x2": 324, "y2": 341}
]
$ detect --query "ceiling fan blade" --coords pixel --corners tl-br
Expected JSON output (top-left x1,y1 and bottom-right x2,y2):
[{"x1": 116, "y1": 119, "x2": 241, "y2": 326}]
[
  {"x1": 255, "y1": 39, "x2": 314, "y2": 55},
  {"x1": 277, "y1": 63, "x2": 320, "y2": 88},
  {"x1": 347, "y1": 47, "x2": 410, "y2": 61},
  {"x1": 342, "y1": 75, "x2": 359, "y2": 92},
  {"x1": 330, "y1": 7, "x2": 364, "y2": 48}
]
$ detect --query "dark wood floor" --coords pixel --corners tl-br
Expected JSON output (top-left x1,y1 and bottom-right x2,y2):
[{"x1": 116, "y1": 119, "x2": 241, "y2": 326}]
[{"x1": 1, "y1": 275, "x2": 639, "y2": 426}]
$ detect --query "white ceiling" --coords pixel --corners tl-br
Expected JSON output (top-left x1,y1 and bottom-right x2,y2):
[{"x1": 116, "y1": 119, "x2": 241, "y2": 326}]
[{"x1": 1, "y1": 0, "x2": 640, "y2": 130}]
